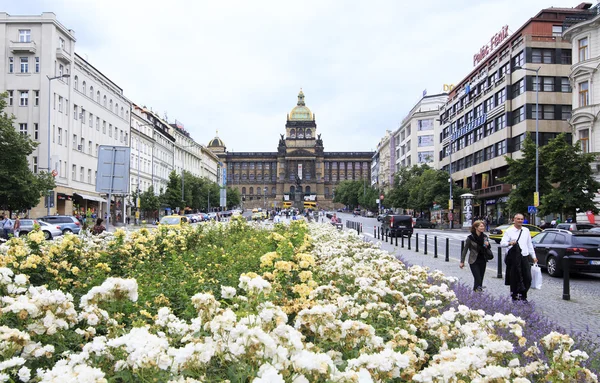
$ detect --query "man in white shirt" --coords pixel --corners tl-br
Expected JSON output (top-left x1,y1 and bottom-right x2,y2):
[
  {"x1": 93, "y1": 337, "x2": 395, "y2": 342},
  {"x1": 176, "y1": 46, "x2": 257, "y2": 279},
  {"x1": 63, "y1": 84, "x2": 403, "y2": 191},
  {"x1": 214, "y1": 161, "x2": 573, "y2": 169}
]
[{"x1": 500, "y1": 213, "x2": 538, "y2": 301}]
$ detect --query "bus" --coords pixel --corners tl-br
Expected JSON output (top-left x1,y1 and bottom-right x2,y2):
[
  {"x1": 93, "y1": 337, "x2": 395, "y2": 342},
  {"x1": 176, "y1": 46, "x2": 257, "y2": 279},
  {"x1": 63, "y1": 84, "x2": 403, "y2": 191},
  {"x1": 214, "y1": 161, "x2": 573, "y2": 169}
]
[
  {"x1": 283, "y1": 201, "x2": 292, "y2": 208},
  {"x1": 303, "y1": 201, "x2": 317, "y2": 209}
]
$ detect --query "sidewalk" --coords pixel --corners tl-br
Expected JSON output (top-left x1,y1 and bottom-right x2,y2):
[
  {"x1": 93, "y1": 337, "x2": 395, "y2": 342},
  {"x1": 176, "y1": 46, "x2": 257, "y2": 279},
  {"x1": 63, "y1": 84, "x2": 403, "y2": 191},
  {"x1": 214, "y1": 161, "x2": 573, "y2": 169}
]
[{"x1": 361, "y1": 230, "x2": 599, "y2": 340}]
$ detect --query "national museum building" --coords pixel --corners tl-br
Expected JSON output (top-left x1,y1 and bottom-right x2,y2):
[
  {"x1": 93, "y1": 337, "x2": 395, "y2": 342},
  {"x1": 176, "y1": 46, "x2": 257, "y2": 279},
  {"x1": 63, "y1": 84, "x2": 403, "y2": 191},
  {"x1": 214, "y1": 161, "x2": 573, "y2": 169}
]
[{"x1": 207, "y1": 90, "x2": 375, "y2": 209}]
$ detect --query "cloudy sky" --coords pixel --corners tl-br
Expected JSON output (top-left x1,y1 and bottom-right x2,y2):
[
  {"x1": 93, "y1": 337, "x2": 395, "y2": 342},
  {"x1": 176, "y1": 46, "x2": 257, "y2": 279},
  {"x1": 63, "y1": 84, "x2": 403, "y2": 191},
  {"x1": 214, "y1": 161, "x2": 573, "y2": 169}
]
[{"x1": 6, "y1": 0, "x2": 586, "y2": 152}]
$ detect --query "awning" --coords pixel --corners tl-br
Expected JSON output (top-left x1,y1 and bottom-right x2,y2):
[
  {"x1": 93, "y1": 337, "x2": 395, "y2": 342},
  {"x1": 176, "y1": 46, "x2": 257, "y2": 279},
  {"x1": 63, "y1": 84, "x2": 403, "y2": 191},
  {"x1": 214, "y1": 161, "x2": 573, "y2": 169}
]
[{"x1": 74, "y1": 193, "x2": 107, "y2": 203}]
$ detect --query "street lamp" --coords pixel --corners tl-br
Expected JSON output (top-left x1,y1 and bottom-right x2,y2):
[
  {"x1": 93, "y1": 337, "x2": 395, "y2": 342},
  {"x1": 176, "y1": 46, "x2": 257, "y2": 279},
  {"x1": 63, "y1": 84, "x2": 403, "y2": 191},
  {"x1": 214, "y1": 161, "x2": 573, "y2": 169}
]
[
  {"x1": 47, "y1": 73, "x2": 70, "y2": 215},
  {"x1": 514, "y1": 65, "x2": 541, "y2": 223}
]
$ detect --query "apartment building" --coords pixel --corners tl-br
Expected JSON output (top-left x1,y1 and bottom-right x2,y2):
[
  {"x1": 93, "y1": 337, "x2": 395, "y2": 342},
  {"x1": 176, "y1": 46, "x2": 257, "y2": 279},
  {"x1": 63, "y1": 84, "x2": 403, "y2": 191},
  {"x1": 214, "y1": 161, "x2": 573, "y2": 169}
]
[
  {"x1": 130, "y1": 104, "x2": 156, "y2": 195},
  {"x1": 395, "y1": 93, "x2": 447, "y2": 173},
  {"x1": 438, "y1": 5, "x2": 589, "y2": 224},
  {"x1": 564, "y1": 4, "x2": 600, "y2": 223},
  {"x1": 0, "y1": 12, "x2": 130, "y2": 218},
  {"x1": 375, "y1": 130, "x2": 393, "y2": 191}
]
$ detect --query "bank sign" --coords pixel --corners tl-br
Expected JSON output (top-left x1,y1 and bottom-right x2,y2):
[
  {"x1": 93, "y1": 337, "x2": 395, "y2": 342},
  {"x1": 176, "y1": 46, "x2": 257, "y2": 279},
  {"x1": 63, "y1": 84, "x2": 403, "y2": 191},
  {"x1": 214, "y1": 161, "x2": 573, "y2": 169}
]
[{"x1": 451, "y1": 113, "x2": 487, "y2": 142}]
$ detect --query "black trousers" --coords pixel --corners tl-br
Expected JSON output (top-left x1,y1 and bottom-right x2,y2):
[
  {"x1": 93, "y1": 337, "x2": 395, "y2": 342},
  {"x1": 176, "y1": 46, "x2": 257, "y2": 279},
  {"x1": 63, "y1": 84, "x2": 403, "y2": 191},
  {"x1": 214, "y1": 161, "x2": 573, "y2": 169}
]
[
  {"x1": 512, "y1": 256, "x2": 532, "y2": 301},
  {"x1": 469, "y1": 257, "x2": 487, "y2": 291}
]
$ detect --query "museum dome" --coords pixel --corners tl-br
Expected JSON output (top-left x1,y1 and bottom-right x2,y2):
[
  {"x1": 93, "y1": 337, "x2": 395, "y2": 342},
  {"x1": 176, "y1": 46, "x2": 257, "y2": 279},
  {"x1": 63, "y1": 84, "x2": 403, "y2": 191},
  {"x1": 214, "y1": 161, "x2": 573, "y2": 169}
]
[
  {"x1": 289, "y1": 89, "x2": 314, "y2": 121},
  {"x1": 208, "y1": 131, "x2": 225, "y2": 148}
]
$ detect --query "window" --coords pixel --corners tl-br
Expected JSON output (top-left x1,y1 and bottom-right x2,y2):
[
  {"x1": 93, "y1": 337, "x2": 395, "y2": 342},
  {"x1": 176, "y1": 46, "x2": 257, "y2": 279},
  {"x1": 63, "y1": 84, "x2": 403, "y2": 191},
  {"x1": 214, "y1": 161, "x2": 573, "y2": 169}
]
[
  {"x1": 531, "y1": 104, "x2": 542, "y2": 120},
  {"x1": 496, "y1": 141, "x2": 507, "y2": 156},
  {"x1": 19, "y1": 91, "x2": 28, "y2": 106},
  {"x1": 496, "y1": 115, "x2": 506, "y2": 131},
  {"x1": 512, "y1": 106, "x2": 525, "y2": 125},
  {"x1": 88, "y1": 169, "x2": 92, "y2": 183},
  {"x1": 418, "y1": 135, "x2": 434, "y2": 147},
  {"x1": 485, "y1": 145, "x2": 494, "y2": 160},
  {"x1": 33, "y1": 57, "x2": 40, "y2": 73},
  {"x1": 58, "y1": 64, "x2": 63, "y2": 77},
  {"x1": 82, "y1": 81, "x2": 86, "y2": 92},
  {"x1": 418, "y1": 119, "x2": 434, "y2": 131},
  {"x1": 561, "y1": 49, "x2": 572, "y2": 65},
  {"x1": 89, "y1": 86, "x2": 93, "y2": 98},
  {"x1": 96, "y1": 91, "x2": 100, "y2": 103},
  {"x1": 57, "y1": 127, "x2": 62, "y2": 145},
  {"x1": 34, "y1": 91, "x2": 39, "y2": 106},
  {"x1": 552, "y1": 25, "x2": 562, "y2": 37},
  {"x1": 532, "y1": 49, "x2": 542, "y2": 63},
  {"x1": 418, "y1": 151, "x2": 434, "y2": 163},
  {"x1": 58, "y1": 96, "x2": 63, "y2": 112},
  {"x1": 74, "y1": 76, "x2": 78, "y2": 90},
  {"x1": 88, "y1": 140, "x2": 92, "y2": 155},
  {"x1": 579, "y1": 81, "x2": 589, "y2": 107},
  {"x1": 59, "y1": 37, "x2": 65, "y2": 49},
  {"x1": 561, "y1": 78, "x2": 571, "y2": 93},
  {"x1": 109, "y1": 124, "x2": 112, "y2": 137},
  {"x1": 19, "y1": 123, "x2": 27, "y2": 135},
  {"x1": 103, "y1": 121, "x2": 106, "y2": 134},
  {"x1": 33, "y1": 123, "x2": 38, "y2": 140},
  {"x1": 532, "y1": 76, "x2": 540, "y2": 92},
  {"x1": 20, "y1": 57, "x2": 28, "y2": 73},
  {"x1": 73, "y1": 134, "x2": 77, "y2": 148},
  {"x1": 579, "y1": 129, "x2": 590, "y2": 153},
  {"x1": 89, "y1": 113, "x2": 93, "y2": 127},
  {"x1": 80, "y1": 167, "x2": 84, "y2": 182},
  {"x1": 496, "y1": 88, "x2": 506, "y2": 104},
  {"x1": 96, "y1": 117, "x2": 100, "y2": 131},
  {"x1": 32, "y1": 157, "x2": 38, "y2": 173},
  {"x1": 474, "y1": 150, "x2": 483, "y2": 164},
  {"x1": 9, "y1": 57, "x2": 13, "y2": 73},
  {"x1": 109, "y1": 99, "x2": 113, "y2": 111},
  {"x1": 543, "y1": 105, "x2": 554, "y2": 120},
  {"x1": 19, "y1": 29, "x2": 31, "y2": 42},
  {"x1": 579, "y1": 37, "x2": 589, "y2": 62},
  {"x1": 513, "y1": 50, "x2": 524, "y2": 68},
  {"x1": 562, "y1": 105, "x2": 572, "y2": 120},
  {"x1": 73, "y1": 105, "x2": 78, "y2": 120},
  {"x1": 514, "y1": 134, "x2": 526, "y2": 151},
  {"x1": 512, "y1": 79, "x2": 524, "y2": 98},
  {"x1": 543, "y1": 77, "x2": 554, "y2": 92}
]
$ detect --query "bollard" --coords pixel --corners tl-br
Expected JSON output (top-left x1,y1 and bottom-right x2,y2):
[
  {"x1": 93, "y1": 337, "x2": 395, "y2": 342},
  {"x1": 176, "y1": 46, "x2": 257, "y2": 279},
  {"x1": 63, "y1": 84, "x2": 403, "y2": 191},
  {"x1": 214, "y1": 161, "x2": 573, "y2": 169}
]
[
  {"x1": 563, "y1": 256, "x2": 571, "y2": 300},
  {"x1": 415, "y1": 233, "x2": 419, "y2": 253},
  {"x1": 377, "y1": 227, "x2": 380, "y2": 240},
  {"x1": 395, "y1": 234, "x2": 398, "y2": 246},
  {"x1": 496, "y1": 247, "x2": 502, "y2": 278},
  {"x1": 434, "y1": 236, "x2": 438, "y2": 258},
  {"x1": 374, "y1": 226, "x2": 376, "y2": 237},
  {"x1": 385, "y1": 229, "x2": 388, "y2": 243},
  {"x1": 408, "y1": 235, "x2": 411, "y2": 250},
  {"x1": 360, "y1": 223, "x2": 362, "y2": 234},
  {"x1": 424, "y1": 234, "x2": 428, "y2": 255},
  {"x1": 445, "y1": 238, "x2": 450, "y2": 262},
  {"x1": 401, "y1": 235, "x2": 404, "y2": 248}
]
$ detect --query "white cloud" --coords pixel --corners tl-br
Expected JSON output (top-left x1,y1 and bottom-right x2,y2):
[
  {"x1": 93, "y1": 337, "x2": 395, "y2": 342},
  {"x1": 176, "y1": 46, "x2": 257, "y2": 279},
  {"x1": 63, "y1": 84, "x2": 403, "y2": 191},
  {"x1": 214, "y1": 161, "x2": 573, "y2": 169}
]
[{"x1": 6, "y1": 0, "x2": 585, "y2": 151}]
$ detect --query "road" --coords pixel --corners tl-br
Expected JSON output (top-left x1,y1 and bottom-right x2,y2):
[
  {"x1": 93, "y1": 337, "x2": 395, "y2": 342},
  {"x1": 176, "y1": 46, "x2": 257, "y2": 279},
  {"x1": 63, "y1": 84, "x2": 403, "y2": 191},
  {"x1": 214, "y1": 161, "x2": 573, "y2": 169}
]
[{"x1": 334, "y1": 212, "x2": 600, "y2": 339}]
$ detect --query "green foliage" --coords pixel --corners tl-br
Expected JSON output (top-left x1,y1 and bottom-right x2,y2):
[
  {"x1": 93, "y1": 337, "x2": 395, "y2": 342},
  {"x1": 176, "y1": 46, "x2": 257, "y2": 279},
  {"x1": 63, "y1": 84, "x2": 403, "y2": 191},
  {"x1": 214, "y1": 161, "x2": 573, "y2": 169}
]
[
  {"x1": 139, "y1": 185, "x2": 160, "y2": 215},
  {"x1": 332, "y1": 179, "x2": 374, "y2": 210},
  {"x1": 160, "y1": 171, "x2": 223, "y2": 211},
  {"x1": 0, "y1": 93, "x2": 56, "y2": 212},
  {"x1": 539, "y1": 133, "x2": 600, "y2": 218},
  {"x1": 161, "y1": 170, "x2": 183, "y2": 209},
  {"x1": 226, "y1": 186, "x2": 241, "y2": 208}
]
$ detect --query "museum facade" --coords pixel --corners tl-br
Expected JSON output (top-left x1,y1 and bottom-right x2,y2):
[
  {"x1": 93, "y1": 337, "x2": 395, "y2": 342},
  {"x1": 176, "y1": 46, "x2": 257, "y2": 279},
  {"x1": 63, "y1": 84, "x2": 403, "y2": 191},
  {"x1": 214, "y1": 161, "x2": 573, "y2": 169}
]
[{"x1": 207, "y1": 90, "x2": 374, "y2": 210}]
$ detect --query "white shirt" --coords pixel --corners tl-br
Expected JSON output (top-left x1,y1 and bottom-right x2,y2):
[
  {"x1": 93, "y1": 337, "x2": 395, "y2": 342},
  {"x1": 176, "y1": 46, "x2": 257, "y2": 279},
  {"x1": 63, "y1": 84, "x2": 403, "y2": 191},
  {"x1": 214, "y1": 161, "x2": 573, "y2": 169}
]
[{"x1": 500, "y1": 225, "x2": 535, "y2": 257}]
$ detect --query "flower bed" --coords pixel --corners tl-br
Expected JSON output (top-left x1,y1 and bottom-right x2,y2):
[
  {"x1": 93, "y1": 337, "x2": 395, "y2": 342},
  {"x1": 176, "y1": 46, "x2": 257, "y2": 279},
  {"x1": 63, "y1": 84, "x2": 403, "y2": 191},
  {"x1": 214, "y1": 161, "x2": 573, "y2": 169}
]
[{"x1": 0, "y1": 218, "x2": 597, "y2": 382}]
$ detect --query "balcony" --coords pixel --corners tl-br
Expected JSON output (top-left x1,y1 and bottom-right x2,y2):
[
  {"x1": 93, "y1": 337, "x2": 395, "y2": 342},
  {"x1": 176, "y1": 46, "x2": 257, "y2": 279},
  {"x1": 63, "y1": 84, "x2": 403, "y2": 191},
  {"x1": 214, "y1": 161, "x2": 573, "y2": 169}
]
[
  {"x1": 9, "y1": 40, "x2": 36, "y2": 54},
  {"x1": 56, "y1": 47, "x2": 71, "y2": 63},
  {"x1": 473, "y1": 183, "x2": 512, "y2": 199}
]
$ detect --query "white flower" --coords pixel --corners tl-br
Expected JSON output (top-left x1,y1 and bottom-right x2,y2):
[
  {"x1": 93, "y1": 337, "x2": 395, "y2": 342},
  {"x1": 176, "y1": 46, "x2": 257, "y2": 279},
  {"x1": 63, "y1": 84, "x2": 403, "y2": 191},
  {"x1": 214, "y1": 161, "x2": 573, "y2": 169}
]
[
  {"x1": 18, "y1": 366, "x2": 31, "y2": 382},
  {"x1": 253, "y1": 363, "x2": 284, "y2": 383},
  {"x1": 220, "y1": 286, "x2": 237, "y2": 299}
]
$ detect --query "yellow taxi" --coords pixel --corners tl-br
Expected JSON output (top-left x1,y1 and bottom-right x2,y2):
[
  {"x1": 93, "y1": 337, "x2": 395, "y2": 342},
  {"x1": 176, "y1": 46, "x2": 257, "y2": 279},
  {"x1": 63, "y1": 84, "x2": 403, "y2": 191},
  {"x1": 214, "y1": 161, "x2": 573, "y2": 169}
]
[
  {"x1": 158, "y1": 215, "x2": 189, "y2": 227},
  {"x1": 489, "y1": 224, "x2": 542, "y2": 243},
  {"x1": 252, "y1": 208, "x2": 259, "y2": 213}
]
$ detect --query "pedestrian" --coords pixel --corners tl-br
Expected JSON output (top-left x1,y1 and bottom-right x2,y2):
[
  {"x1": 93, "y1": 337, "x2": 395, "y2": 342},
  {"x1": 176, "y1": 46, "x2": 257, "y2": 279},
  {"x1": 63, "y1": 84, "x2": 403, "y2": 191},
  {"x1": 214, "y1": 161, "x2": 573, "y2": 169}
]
[
  {"x1": 501, "y1": 213, "x2": 537, "y2": 302},
  {"x1": 2, "y1": 215, "x2": 14, "y2": 239},
  {"x1": 550, "y1": 218, "x2": 557, "y2": 227},
  {"x1": 92, "y1": 218, "x2": 106, "y2": 235},
  {"x1": 485, "y1": 216, "x2": 490, "y2": 231},
  {"x1": 13, "y1": 216, "x2": 20, "y2": 237},
  {"x1": 273, "y1": 213, "x2": 282, "y2": 224},
  {"x1": 460, "y1": 220, "x2": 491, "y2": 292},
  {"x1": 126, "y1": 216, "x2": 130, "y2": 225}
]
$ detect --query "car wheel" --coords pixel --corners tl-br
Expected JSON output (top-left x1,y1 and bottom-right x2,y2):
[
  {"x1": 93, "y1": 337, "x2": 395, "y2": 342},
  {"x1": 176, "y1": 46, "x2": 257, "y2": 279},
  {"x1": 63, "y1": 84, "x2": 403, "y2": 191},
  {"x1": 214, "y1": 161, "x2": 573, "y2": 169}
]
[
  {"x1": 546, "y1": 256, "x2": 562, "y2": 278},
  {"x1": 63, "y1": 229, "x2": 72, "y2": 235},
  {"x1": 43, "y1": 231, "x2": 52, "y2": 240}
]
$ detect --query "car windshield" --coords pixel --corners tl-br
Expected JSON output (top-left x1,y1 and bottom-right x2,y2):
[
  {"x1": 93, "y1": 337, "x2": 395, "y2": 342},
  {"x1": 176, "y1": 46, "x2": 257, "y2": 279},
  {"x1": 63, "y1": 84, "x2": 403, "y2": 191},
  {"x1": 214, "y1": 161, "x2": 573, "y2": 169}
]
[
  {"x1": 573, "y1": 236, "x2": 600, "y2": 246},
  {"x1": 160, "y1": 217, "x2": 180, "y2": 225}
]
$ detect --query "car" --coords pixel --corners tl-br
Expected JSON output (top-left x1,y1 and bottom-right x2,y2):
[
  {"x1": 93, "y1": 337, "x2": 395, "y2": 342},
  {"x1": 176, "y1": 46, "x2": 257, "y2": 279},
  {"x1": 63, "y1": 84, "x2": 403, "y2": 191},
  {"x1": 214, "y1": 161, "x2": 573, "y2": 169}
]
[
  {"x1": 365, "y1": 211, "x2": 375, "y2": 218},
  {"x1": 185, "y1": 214, "x2": 198, "y2": 223},
  {"x1": 488, "y1": 224, "x2": 542, "y2": 244},
  {"x1": 17, "y1": 219, "x2": 63, "y2": 240},
  {"x1": 252, "y1": 212, "x2": 265, "y2": 221},
  {"x1": 555, "y1": 223, "x2": 600, "y2": 232},
  {"x1": 38, "y1": 215, "x2": 82, "y2": 234},
  {"x1": 252, "y1": 208, "x2": 259, "y2": 213},
  {"x1": 532, "y1": 228, "x2": 600, "y2": 277},
  {"x1": 158, "y1": 215, "x2": 189, "y2": 226},
  {"x1": 381, "y1": 215, "x2": 414, "y2": 238},
  {"x1": 414, "y1": 218, "x2": 436, "y2": 229}
]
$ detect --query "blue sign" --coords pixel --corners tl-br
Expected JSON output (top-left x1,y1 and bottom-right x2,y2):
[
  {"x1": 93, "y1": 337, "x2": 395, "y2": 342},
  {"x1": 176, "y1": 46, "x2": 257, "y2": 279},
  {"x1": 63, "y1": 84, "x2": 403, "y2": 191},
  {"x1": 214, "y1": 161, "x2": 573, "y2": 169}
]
[
  {"x1": 528, "y1": 206, "x2": 537, "y2": 214},
  {"x1": 451, "y1": 113, "x2": 487, "y2": 142}
]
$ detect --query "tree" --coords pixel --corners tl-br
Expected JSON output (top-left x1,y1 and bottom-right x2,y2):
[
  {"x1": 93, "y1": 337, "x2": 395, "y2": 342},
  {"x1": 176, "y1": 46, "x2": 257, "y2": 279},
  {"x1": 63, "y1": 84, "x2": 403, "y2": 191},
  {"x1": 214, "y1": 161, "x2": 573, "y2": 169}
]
[
  {"x1": 332, "y1": 180, "x2": 362, "y2": 208},
  {"x1": 226, "y1": 187, "x2": 241, "y2": 209},
  {"x1": 0, "y1": 93, "x2": 55, "y2": 213},
  {"x1": 539, "y1": 133, "x2": 600, "y2": 219},
  {"x1": 358, "y1": 184, "x2": 379, "y2": 211},
  {"x1": 162, "y1": 171, "x2": 183, "y2": 210},
  {"x1": 140, "y1": 186, "x2": 160, "y2": 217},
  {"x1": 387, "y1": 165, "x2": 430, "y2": 210},
  {"x1": 502, "y1": 134, "x2": 552, "y2": 216}
]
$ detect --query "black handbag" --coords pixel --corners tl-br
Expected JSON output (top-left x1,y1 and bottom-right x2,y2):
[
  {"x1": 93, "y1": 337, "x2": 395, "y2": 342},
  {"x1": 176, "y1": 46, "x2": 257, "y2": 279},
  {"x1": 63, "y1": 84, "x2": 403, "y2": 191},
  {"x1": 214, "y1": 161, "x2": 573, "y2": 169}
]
[{"x1": 485, "y1": 246, "x2": 494, "y2": 260}]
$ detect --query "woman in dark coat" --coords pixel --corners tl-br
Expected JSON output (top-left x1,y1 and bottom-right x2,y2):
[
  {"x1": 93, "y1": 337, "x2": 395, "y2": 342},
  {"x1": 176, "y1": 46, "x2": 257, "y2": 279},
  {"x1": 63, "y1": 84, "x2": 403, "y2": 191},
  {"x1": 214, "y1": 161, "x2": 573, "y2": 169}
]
[{"x1": 460, "y1": 220, "x2": 491, "y2": 291}]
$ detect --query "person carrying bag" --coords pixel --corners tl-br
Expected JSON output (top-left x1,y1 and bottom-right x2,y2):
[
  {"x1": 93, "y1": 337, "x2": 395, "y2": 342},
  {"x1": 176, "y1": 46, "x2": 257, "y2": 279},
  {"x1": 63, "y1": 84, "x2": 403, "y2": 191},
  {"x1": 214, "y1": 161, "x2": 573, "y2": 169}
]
[
  {"x1": 531, "y1": 263, "x2": 543, "y2": 289},
  {"x1": 501, "y1": 213, "x2": 537, "y2": 302},
  {"x1": 460, "y1": 220, "x2": 492, "y2": 292}
]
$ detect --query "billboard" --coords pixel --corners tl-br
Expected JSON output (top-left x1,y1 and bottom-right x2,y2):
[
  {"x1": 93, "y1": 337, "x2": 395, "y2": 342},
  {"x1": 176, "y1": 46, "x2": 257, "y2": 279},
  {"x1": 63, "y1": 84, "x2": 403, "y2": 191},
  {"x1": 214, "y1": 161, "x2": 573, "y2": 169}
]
[{"x1": 96, "y1": 146, "x2": 131, "y2": 195}]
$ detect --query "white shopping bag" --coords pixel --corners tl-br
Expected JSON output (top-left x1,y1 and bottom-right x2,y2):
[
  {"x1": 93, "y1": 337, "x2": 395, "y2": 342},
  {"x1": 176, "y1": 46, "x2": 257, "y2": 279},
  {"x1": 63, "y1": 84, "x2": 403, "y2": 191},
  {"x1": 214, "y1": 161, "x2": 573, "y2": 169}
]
[{"x1": 531, "y1": 263, "x2": 542, "y2": 290}]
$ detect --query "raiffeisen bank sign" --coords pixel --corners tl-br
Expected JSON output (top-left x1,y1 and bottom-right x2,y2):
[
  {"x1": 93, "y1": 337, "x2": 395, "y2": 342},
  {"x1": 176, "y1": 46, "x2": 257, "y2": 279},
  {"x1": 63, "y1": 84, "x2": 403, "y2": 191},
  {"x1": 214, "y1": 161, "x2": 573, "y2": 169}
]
[{"x1": 473, "y1": 25, "x2": 509, "y2": 67}]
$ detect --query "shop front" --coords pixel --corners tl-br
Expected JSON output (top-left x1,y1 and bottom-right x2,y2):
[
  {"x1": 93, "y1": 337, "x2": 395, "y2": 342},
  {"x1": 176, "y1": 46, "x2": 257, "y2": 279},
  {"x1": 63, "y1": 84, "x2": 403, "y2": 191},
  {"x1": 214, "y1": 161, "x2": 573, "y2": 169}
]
[{"x1": 484, "y1": 196, "x2": 509, "y2": 225}]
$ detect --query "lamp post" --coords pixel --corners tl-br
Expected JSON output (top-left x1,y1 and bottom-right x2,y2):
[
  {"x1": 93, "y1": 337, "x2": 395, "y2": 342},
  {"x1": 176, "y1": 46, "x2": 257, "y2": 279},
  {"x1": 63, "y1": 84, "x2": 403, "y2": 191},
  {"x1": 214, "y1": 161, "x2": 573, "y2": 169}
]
[
  {"x1": 46, "y1": 74, "x2": 70, "y2": 215},
  {"x1": 514, "y1": 66, "x2": 541, "y2": 223}
]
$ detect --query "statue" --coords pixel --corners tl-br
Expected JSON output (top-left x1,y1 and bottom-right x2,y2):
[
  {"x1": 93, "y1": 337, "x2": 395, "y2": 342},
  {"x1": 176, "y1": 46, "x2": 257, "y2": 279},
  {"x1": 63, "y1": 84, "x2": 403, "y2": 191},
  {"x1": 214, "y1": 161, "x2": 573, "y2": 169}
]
[
  {"x1": 295, "y1": 174, "x2": 302, "y2": 187},
  {"x1": 279, "y1": 134, "x2": 286, "y2": 147},
  {"x1": 316, "y1": 133, "x2": 323, "y2": 146}
]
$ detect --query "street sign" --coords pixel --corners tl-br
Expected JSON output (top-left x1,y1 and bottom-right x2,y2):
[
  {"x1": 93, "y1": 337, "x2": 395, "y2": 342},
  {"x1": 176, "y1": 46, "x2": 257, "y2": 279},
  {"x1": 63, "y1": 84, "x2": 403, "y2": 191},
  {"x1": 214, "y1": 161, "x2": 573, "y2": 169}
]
[{"x1": 528, "y1": 206, "x2": 537, "y2": 214}]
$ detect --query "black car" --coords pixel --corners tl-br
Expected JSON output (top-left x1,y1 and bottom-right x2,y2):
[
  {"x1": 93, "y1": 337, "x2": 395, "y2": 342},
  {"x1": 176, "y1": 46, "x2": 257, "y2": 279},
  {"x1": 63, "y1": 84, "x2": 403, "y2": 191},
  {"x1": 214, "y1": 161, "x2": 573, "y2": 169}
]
[
  {"x1": 414, "y1": 218, "x2": 436, "y2": 229},
  {"x1": 532, "y1": 228, "x2": 600, "y2": 277},
  {"x1": 381, "y1": 215, "x2": 413, "y2": 238}
]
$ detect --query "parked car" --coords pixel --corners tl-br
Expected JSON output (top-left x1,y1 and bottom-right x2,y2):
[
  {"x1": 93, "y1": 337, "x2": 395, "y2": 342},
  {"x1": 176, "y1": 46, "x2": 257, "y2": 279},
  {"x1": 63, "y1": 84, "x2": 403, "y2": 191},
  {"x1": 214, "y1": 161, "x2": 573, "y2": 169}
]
[
  {"x1": 488, "y1": 224, "x2": 542, "y2": 244},
  {"x1": 38, "y1": 215, "x2": 81, "y2": 234},
  {"x1": 414, "y1": 218, "x2": 436, "y2": 229},
  {"x1": 158, "y1": 215, "x2": 189, "y2": 226},
  {"x1": 17, "y1": 219, "x2": 63, "y2": 240},
  {"x1": 185, "y1": 214, "x2": 198, "y2": 223},
  {"x1": 381, "y1": 215, "x2": 413, "y2": 238},
  {"x1": 555, "y1": 222, "x2": 600, "y2": 232},
  {"x1": 532, "y1": 228, "x2": 600, "y2": 277}
]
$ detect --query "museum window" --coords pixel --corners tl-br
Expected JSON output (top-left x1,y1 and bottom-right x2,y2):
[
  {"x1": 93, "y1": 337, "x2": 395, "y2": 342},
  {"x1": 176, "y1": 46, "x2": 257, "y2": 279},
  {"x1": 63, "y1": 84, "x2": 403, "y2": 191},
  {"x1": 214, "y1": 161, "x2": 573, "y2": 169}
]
[
  {"x1": 290, "y1": 129, "x2": 296, "y2": 138},
  {"x1": 242, "y1": 187, "x2": 246, "y2": 194},
  {"x1": 306, "y1": 129, "x2": 312, "y2": 138},
  {"x1": 297, "y1": 129, "x2": 304, "y2": 138},
  {"x1": 249, "y1": 187, "x2": 254, "y2": 195}
]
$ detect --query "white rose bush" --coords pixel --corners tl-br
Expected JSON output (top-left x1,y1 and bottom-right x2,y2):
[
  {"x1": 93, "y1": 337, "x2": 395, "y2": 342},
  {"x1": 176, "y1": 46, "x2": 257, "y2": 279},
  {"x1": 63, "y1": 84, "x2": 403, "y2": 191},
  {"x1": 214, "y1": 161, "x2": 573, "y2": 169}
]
[{"x1": 0, "y1": 216, "x2": 597, "y2": 382}]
